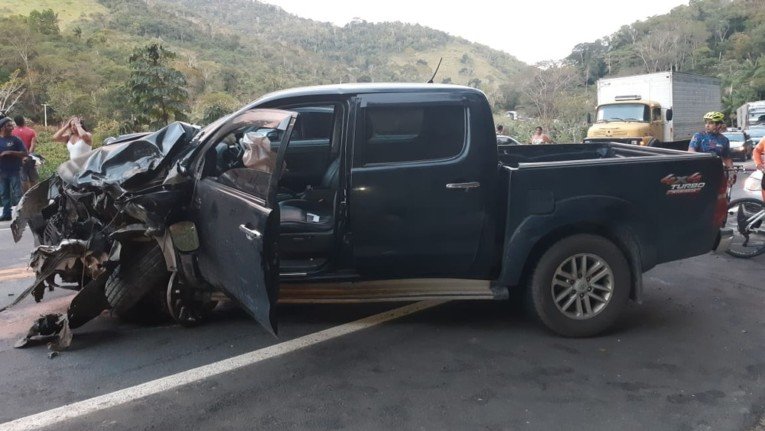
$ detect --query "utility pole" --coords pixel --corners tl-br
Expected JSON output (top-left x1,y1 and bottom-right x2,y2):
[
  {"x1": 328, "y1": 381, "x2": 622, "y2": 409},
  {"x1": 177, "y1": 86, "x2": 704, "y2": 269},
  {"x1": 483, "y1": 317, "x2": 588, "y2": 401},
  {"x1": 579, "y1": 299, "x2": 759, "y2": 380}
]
[{"x1": 42, "y1": 103, "x2": 48, "y2": 127}]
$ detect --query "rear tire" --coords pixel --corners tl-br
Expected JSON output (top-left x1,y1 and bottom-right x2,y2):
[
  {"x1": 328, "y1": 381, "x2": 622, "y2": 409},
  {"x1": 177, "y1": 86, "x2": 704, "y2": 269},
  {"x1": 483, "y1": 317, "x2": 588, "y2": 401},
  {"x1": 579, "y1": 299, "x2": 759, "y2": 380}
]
[
  {"x1": 526, "y1": 234, "x2": 631, "y2": 337},
  {"x1": 726, "y1": 198, "x2": 765, "y2": 258},
  {"x1": 105, "y1": 242, "x2": 170, "y2": 315}
]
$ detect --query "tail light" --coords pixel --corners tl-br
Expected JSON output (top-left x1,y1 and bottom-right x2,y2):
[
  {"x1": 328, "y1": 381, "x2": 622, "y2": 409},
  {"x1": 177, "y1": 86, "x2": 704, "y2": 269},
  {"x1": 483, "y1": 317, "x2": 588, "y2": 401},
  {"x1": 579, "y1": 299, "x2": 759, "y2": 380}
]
[{"x1": 713, "y1": 169, "x2": 728, "y2": 228}]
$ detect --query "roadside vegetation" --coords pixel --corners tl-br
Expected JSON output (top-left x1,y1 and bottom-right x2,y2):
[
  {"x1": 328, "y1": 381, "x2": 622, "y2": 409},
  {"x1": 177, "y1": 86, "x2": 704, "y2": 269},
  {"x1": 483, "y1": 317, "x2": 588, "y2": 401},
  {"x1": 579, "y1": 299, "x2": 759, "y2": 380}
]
[{"x1": 0, "y1": 0, "x2": 763, "y2": 172}]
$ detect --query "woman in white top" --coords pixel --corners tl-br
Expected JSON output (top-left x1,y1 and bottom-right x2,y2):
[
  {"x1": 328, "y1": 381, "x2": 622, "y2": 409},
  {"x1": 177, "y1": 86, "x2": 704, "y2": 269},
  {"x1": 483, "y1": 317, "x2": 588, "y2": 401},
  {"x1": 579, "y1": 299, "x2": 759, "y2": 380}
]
[
  {"x1": 529, "y1": 126, "x2": 553, "y2": 145},
  {"x1": 52, "y1": 116, "x2": 93, "y2": 159}
]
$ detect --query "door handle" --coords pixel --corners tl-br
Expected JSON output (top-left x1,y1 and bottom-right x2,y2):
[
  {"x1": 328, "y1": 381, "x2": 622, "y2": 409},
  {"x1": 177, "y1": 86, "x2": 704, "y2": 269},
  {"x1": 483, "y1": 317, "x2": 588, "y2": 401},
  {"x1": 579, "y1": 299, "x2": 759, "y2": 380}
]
[
  {"x1": 239, "y1": 224, "x2": 263, "y2": 240},
  {"x1": 446, "y1": 181, "x2": 480, "y2": 190}
]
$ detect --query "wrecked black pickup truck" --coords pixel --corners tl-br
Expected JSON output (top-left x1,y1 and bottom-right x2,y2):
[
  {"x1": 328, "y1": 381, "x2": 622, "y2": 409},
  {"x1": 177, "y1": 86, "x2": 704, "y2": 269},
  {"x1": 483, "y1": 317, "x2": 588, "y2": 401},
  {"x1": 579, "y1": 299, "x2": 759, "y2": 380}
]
[{"x1": 9, "y1": 83, "x2": 733, "y2": 347}]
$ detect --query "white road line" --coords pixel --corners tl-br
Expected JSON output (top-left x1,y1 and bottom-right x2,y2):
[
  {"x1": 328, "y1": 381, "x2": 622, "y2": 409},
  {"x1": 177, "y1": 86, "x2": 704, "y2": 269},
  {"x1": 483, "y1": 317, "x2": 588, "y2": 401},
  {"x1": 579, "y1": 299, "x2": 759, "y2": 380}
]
[{"x1": 0, "y1": 299, "x2": 447, "y2": 431}]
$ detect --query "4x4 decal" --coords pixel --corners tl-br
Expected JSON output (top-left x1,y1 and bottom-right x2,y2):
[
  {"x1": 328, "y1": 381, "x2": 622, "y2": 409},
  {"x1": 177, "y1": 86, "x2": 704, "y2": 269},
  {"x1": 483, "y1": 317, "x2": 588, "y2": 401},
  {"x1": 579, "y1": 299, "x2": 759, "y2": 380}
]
[{"x1": 661, "y1": 172, "x2": 706, "y2": 195}]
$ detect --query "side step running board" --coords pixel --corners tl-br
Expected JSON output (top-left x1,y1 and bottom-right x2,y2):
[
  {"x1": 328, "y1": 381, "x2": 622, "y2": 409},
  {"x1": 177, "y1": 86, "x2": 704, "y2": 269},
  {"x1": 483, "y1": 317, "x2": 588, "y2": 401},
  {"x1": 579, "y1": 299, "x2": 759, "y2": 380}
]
[{"x1": 277, "y1": 278, "x2": 507, "y2": 304}]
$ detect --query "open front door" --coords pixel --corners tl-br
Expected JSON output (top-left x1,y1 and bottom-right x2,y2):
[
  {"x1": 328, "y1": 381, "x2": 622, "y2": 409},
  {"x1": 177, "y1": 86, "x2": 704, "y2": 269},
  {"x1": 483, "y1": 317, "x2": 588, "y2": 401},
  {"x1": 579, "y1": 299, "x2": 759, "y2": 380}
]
[{"x1": 190, "y1": 109, "x2": 296, "y2": 334}]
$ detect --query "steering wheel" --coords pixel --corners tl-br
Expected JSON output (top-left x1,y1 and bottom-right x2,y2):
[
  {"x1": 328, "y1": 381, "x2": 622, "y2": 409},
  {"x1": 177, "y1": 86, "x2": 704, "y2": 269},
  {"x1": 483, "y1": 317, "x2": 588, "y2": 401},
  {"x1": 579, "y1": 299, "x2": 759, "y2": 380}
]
[{"x1": 231, "y1": 139, "x2": 246, "y2": 166}]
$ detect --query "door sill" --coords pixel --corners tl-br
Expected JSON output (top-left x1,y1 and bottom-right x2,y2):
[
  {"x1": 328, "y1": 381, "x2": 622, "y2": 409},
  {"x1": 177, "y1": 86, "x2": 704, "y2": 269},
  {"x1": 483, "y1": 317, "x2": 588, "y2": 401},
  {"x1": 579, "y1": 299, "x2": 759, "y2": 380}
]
[
  {"x1": 279, "y1": 257, "x2": 328, "y2": 277},
  {"x1": 278, "y1": 278, "x2": 506, "y2": 303}
]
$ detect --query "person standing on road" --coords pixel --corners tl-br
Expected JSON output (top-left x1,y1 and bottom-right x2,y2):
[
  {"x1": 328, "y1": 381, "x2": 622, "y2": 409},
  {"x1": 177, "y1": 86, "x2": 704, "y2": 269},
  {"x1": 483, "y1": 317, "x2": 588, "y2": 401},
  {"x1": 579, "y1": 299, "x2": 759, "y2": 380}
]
[
  {"x1": 530, "y1": 126, "x2": 552, "y2": 144},
  {"x1": 11, "y1": 115, "x2": 38, "y2": 192},
  {"x1": 52, "y1": 116, "x2": 92, "y2": 159},
  {"x1": 0, "y1": 117, "x2": 27, "y2": 221},
  {"x1": 688, "y1": 111, "x2": 732, "y2": 170},
  {"x1": 753, "y1": 136, "x2": 765, "y2": 202}
]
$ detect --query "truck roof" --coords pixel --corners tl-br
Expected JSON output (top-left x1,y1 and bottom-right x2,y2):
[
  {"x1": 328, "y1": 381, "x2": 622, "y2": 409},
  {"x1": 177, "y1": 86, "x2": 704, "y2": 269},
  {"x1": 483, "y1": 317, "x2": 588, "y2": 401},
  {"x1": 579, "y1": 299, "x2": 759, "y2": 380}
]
[
  {"x1": 597, "y1": 71, "x2": 720, "y2": 85},
  {"x1": 251, "y1": 83, "x2": 484, "y2": 106}
]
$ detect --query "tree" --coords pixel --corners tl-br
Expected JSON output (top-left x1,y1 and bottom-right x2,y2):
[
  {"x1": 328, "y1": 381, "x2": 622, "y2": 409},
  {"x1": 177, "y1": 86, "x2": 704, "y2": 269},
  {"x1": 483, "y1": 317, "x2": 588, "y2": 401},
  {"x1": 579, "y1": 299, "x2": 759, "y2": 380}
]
[
  {"x1": 28, "y1": 9, "x2": 60, "y2": 36},
  {"x1": 128, "y1": 43, "x2": 189, "y2": 126},
  {"x1": 521, "y1": 61, "x2": 579, "y2": 125},
  {"x1": 0, "y1": 17, "x2": 40, "y2": 104},
  {"x1": 567, "y1": 41, "x2": 608, "y2": 86},
  {"x1": 46, "y1": 81, "x2": 88, "y2": 119},
  {"x1": 0, "y1": 70, "x2": 26, "y2": 114},
  {"x1": 193, "y1": 92, "x2": 239, "y2": 125},
  {"x1": 632, "y1": 19, "x2": 708, "y2": 73}
]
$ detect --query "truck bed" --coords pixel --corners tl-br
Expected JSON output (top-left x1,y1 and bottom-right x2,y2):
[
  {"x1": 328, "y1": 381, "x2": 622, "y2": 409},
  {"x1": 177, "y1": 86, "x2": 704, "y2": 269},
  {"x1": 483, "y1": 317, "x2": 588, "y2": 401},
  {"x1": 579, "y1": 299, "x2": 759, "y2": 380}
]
[
  {"x1": 498, "y1": 142, "x2": 689, "y2": 166},
  {"x1": 495, "y1": 143, "x2": 726, "y2": 286}
]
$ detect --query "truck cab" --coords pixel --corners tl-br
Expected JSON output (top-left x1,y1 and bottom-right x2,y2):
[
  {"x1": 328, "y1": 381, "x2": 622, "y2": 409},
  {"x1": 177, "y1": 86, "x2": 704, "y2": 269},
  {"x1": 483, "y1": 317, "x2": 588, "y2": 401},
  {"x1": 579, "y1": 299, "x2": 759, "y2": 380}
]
[{"x1": 585, "y1": 97, "x2": 670, "y2": 146}]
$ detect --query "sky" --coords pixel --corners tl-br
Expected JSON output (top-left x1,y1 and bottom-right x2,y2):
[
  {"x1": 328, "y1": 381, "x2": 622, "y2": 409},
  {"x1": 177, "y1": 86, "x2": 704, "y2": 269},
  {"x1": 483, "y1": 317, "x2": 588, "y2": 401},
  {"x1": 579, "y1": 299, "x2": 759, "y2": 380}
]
[{"x1": 260, "y1": 0, "x2": 690, "y2": 64}]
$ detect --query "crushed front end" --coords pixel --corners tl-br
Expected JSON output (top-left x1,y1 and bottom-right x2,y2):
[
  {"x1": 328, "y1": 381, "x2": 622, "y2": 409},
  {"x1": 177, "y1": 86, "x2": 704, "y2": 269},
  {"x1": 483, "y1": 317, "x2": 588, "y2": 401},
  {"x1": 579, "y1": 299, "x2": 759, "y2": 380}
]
[{"x1": 6, "y1": 122, "x2": 200, "y2": 350}]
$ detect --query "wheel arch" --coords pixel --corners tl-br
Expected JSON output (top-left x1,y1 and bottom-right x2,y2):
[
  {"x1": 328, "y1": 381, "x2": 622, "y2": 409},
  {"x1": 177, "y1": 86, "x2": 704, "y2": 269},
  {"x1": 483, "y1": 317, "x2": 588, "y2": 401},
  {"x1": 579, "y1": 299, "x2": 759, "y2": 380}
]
[{"x1": 499, "y1": 196, "x2": 655, "y2": 302}]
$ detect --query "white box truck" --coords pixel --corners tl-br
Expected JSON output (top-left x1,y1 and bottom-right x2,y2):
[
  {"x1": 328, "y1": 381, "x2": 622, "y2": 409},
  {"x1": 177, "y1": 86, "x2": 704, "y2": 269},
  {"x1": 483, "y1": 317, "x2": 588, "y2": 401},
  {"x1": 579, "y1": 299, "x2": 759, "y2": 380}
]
[
  {"x1": 584, "y1": 72, "x2": 721, "y2": 149},
  {"x1": 736, "y1": 100, "x2": 765, "y2": 130}
]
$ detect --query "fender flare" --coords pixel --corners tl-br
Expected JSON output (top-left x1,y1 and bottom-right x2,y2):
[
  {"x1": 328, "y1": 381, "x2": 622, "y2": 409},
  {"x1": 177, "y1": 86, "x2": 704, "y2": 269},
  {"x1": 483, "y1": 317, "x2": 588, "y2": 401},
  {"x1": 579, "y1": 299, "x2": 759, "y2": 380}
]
[{"x1": 498, "y1": 195, "x2": 656, "y2": 301}]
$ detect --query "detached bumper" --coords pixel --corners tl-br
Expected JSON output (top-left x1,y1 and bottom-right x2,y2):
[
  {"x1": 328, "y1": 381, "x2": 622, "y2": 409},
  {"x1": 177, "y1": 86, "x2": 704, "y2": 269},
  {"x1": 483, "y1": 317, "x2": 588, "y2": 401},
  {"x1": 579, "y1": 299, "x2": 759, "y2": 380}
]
[{"x1": 713, "y1": 227, "x2": 734, "y2": 253}]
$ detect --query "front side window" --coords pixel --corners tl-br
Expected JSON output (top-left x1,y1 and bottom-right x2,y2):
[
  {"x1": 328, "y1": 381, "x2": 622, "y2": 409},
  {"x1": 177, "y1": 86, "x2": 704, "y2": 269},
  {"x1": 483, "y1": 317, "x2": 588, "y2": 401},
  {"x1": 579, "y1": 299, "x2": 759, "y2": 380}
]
[
  {"x1": 362, "y1": 105, "x2": 465, "y2": 165},
  {"x1": 202, "y1": 109, "x2": 294, "y2": 200},
  {"x1": 652, "y1": 107, "x2": 662, "y2": 122}
]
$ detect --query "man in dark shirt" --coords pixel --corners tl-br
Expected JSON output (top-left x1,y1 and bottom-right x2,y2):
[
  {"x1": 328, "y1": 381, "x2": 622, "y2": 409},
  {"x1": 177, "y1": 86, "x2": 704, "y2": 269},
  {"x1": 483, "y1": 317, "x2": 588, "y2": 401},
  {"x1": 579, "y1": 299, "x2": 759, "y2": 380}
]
[
  {"x1": 0, "y1": 117, "x2": 27, "y2": 221},
  {"x1": 12, "y1": 115, "x2": 38, "y2": 192},
  {"x1": 688, "y1": 111, "x2": 732, "y2": 169}
]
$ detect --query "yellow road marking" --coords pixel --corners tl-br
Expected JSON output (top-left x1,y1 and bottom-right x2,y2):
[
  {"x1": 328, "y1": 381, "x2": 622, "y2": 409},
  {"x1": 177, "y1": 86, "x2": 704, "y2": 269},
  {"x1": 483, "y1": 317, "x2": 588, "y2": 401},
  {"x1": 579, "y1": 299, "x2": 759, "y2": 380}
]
[
  {"x1": 0, "y1": 266, "x2": 33, "y2": 283},
  {"x1": 0, "y1": 266, "x2": 30, "y2": 276}
]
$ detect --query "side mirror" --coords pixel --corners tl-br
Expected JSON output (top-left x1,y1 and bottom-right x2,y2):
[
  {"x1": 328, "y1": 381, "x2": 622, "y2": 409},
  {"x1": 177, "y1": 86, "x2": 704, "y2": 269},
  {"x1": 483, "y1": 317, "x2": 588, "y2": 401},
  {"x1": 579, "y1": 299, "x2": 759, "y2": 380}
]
[
  {"x1": 586, "y1": 113, "x2": 592, "y2": 124},
  {"x1": 267, "y1": 131, "x2": 280, "y2": 141},
  {"x1": 666, "y1": 108, "x2": 673, "y2": 121}
]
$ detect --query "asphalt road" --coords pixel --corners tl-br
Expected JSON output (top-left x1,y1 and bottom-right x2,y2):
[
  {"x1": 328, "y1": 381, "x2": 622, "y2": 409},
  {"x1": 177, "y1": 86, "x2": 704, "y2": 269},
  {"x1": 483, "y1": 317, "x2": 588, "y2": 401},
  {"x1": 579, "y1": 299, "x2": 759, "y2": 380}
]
[{"x1": 0, "y1": 165, "x2": 762, "y2": 431}]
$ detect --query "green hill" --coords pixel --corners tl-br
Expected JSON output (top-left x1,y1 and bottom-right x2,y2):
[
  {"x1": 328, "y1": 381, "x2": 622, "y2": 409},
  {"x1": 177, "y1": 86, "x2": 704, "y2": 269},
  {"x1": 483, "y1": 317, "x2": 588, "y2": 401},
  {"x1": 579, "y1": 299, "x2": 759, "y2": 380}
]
[
  {"x1": 0, "y1": 0, "x2": 529, "y2": 123},
  {"x1": 0, "y1": 0, "x2": 532, "y2": 175},
  {"x1": 0, "y1": 0, "x2": 106, "y2": 25},
  {"x1": 4, "y1": 0, "x2": 763, "y2": 171}
]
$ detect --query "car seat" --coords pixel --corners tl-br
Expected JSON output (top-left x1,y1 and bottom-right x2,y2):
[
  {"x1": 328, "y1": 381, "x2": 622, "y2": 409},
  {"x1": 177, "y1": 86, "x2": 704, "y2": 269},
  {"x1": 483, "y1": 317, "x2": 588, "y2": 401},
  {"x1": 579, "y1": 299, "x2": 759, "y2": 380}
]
[{"x1": 278, "y1": 157, "x2": 340, "y2": 256}]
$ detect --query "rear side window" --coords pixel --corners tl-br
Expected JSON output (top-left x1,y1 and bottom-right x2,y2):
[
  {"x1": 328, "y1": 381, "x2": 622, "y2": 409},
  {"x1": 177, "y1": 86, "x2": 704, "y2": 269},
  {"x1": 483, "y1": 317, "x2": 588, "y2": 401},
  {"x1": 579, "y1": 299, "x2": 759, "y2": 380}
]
[{"x1": 362, "y1": 105, "x2": 465, "y2": 164}]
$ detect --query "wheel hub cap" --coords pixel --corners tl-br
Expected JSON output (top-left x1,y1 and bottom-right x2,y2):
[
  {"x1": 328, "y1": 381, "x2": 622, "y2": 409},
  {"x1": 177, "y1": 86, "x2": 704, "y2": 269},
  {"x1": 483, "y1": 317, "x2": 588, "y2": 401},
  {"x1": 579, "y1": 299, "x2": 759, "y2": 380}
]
[{"x1": 551, "y1": 253, "x2": 614, "y2": 320}]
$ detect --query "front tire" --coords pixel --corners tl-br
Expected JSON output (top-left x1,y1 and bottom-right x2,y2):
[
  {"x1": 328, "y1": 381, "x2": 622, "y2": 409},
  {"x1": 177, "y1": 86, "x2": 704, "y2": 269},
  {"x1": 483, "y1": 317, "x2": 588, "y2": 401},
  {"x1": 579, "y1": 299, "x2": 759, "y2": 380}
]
[
  {"x1": 526, "y1": 234, "x2": 631, "y2": 337},
  {"x1": 166, "y1": 272, "x2": 216, "y2": 327},
  {"x1": 105, "y1": 243, "x2": 170, "y2": 315}
]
